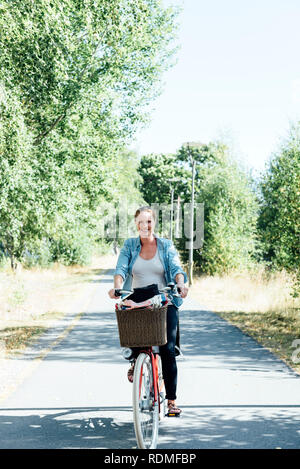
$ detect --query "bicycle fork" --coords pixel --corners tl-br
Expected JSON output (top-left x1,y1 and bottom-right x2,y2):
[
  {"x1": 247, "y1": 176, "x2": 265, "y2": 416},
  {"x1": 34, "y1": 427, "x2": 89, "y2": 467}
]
[
  {"x1": 152, "y1": 352, "x2": 166, "y2": 415},
  {"x1": 138, "y1": 350, "x2": 161, "y2": 412}
]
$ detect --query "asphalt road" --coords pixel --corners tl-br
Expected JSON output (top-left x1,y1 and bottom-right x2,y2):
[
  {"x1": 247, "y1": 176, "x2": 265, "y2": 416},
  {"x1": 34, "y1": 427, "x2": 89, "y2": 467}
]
[{"x1": 0, "y1": 269, "x2": 300, "y2": 449}]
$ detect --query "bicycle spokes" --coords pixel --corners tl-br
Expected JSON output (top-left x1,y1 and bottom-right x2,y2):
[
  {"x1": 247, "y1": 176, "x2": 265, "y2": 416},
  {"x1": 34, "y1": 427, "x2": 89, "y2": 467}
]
[{"x1": 133, "y1": 353, "x2": 159, "y2": 449}]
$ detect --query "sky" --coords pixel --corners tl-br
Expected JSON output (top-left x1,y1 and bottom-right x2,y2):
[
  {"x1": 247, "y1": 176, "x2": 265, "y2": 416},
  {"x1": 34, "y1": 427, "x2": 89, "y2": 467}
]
[{"x1": 131, "y1": 0, "x2": 300, "y2": 173}]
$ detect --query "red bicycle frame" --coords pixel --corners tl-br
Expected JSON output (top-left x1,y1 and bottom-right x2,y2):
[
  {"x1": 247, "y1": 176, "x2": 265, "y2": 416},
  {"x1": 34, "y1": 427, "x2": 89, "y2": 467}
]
[{"x1": 138, "y1": 348, "x2": 162, "y2": 413}]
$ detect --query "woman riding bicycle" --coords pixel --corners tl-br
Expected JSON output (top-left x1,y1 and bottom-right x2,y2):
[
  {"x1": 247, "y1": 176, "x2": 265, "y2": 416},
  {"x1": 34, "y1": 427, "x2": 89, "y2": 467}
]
[{"x1": 108, "y1": 205, "x2": 188, "y2": 416}]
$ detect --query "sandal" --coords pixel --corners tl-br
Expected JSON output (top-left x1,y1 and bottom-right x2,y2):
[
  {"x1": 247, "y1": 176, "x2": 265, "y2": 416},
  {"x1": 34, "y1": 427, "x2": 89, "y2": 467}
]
[
  {"x1": 166, "y1": 401, "x2": 182, "y2": 417},
  {"x1": 127, "y1": 362, "x2": 135, "y2": 383}
]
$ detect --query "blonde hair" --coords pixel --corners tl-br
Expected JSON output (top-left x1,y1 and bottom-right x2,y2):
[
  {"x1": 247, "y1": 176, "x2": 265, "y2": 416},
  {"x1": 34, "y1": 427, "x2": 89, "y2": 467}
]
[{"x1": 134, "y1": 206, "x2": 156, "y2": 222}]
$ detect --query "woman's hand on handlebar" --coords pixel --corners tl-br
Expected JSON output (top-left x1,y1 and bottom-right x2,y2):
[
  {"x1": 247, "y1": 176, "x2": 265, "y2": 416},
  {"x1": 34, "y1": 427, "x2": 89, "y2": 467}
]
[
  {"x1": 176, "y1": 283, "x2": 189, "y2": 298},
  {"x1": 108, "y1": 288, "x2": 119, "y2": 299}
]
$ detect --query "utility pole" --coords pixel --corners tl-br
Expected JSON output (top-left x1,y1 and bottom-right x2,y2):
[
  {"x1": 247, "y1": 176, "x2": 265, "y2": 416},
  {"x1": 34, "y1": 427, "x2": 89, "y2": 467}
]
[
  {"x1": 188, "y1": 146, "x2": 195, "y2": 287},
  {"x1": 175, "y1": 195, "x2": 181, "y2": 238},
  {"x1": 170, "y1": 187, "x2": 174, "y2": 241}
]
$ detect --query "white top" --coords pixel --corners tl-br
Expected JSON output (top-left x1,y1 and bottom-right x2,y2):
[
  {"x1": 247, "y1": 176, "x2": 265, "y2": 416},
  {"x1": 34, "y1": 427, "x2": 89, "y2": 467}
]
[{"x1": 132, "y1": 249, "x2": 167, "y2": 290}]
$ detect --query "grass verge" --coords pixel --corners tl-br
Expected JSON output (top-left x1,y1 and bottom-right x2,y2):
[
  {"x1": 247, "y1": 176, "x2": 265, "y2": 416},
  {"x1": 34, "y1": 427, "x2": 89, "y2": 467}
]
[
  {"x1": 0, "y1": 325, "x2": 47, "y2": 354},
  {"x1": 214, "y1": 310, "x2": 300, "y2": 374},
  {"x1": 0, "y1": 254, "x2": 116, "y2": 357},
  {"x1": 189, "y1": 268, "x2": 300, "y2": 374}
]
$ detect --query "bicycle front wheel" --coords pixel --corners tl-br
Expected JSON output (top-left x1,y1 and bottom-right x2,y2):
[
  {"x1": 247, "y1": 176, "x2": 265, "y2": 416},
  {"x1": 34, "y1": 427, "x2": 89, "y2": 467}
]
[
  {"x1": 132, "y1": 353, "x2": 159, "y2": 449},
  {"x1": 157, "y1": 355, "x2": 167, "y2": 421}
]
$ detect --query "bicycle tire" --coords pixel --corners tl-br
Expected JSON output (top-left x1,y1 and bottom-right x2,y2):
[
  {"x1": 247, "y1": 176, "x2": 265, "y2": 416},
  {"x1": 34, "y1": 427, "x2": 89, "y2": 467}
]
[{"x1": 133, "y1": 353, "x2": 159, "y2": 449}]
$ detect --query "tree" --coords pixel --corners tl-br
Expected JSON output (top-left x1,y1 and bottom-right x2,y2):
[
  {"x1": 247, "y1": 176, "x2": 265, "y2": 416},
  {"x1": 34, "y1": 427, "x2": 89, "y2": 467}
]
[
  {"x1": 195, "y1": 159, "x2": 259, "y2": 274},
  {"x1": 0, "y1": 84, "x2": 44, "y2": 268},
  {"x1": 138, "y1": 141, "x2": 259, "y2": 274},
  {"x1": 137, "y1": 152, "x2": 189, "y2": 204},
  {"x1": 0, "y1": 0, "x2": 178, "y2": 143},
  {"x1": 0, "y1": 0, "x2": 179, "y2": 266},
  {"x1": 258, "y1": 124, "x2": 300, "y2": 286},
  {"x1": 176, "y1": 142, "x2": 259, "y2": 274}
]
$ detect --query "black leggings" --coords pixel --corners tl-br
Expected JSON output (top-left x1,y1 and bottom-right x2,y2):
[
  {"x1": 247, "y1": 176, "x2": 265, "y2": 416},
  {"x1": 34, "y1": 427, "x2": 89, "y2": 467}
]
[
  {"x1": 131, "y1": 304, "x2": 179, "y2": 401},
  {"x1": 159, "y1": 304, "x2": 179, "y2": 400}
]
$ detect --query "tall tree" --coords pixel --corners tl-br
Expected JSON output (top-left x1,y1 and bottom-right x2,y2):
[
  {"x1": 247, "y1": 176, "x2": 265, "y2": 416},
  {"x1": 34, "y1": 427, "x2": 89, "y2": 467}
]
[
  {"x1": 0, "y1": 0, "x2": 179, "y2": 266},
  {"x1": 138, "y1": 142, "x2": 259, "y2": 274},
  {"x1": 258, "y1": 124, "x2": 300, "y2": 276},
  {"x1": 0, "y1": 0, "x2": 178, "y2": 143},
  {"x1": 0, "y1": 85, "x2": 43, "y2": 268},
  {"x1": 138, "y1": 152, "x2": 189, "y2": 204}
]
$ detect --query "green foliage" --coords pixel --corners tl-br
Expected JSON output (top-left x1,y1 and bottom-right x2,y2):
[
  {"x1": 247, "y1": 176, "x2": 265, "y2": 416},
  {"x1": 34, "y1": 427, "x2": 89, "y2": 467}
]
[
  {"x1": 258, "y1": 124, "x2": 300, "y2": 294},
  {"x1": 0, "y1": 84, "x2": 45, "y2": 268},
  {"x1": 138, "y1": 141, "x2": 259, "y2": 274},
  {"x1": 178, "y1": 143, "x2": 259, "y2": 274},
  {"x1": 22, "y1": 239, "x2": 53, "y2": 268},
  {"x1": 0, "y1": 0, "x2": 179, "y2": 267},
  {"x1": 0, "y1": 0, "x2": 178, "y2": 142},
  {"x1": 93, "y1": 239, "x2": 113, "y2": 256},
  {"x1": 137, "y1": 152, "x2": 189, "y2": 203},
  {"x1": 50, "y1": 227, "x2": 94, "y2": 266},
  {"x1": 195, "y1": 160, "x2": 259, "y2": 274}
]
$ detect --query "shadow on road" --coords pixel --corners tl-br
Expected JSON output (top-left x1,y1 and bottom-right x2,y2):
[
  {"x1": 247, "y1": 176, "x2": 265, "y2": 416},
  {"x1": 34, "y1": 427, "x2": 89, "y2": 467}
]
[
  {"x1": 179, "y1": 308, "x2": 299, "y2": 377},
  {"x1": 20, "y1": 311, "x2": 124, "y2": 364},
  {"x1": 2, "y1": 272, "x2": 300, "y2": 450},
  {"x1": 0, "y1": 406, "x2": 135, "y2": 449},
  {"x1": 0, "y1": 405, "x2": 300, "y2": 449},
  {"x1": 158, "y1": 404, "x2": 300, "y2": 449},
  {"x1": 15, "y1": 304, "x2": 300, "y2": 380}
]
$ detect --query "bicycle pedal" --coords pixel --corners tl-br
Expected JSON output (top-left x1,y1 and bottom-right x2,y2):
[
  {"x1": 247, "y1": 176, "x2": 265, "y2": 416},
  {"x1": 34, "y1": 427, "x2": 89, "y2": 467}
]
[{"x1": 165, "y1": 411, "x2": 181, "y2": 418}]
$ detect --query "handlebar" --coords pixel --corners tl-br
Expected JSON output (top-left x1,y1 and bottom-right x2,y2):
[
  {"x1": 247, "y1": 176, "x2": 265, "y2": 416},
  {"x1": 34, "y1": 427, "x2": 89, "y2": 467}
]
[{"x1": 115, "y1": 282, "x2": 182, "y2": 299}]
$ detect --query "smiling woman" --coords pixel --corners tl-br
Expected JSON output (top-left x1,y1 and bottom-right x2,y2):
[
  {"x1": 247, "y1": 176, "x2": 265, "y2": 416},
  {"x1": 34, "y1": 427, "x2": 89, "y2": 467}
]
[
  {"x1": 132, "y1": 208, "x2": 167, "y2": 290},
  {"x1": 108, "y1": 205, "x2": 188, "y2": 416},
  {"x1": 134, "y1": 206, "x2": 157, "y2": 247}
]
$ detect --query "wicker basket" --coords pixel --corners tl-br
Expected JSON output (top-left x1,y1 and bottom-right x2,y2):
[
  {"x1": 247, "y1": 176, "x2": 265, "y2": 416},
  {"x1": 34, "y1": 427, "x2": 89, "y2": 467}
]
[{"x1": 116, "y1": 305, "x2": 168, "y2": 347}]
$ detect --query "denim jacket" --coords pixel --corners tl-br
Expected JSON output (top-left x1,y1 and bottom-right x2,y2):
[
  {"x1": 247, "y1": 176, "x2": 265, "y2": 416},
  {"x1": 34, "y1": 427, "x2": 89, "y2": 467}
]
[{"x1": 114, "y1": 235, "x2": 188, "y2": 308}]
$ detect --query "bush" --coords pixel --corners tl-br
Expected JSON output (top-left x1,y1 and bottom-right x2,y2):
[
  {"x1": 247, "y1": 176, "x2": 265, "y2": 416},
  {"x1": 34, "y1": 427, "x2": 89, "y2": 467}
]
[
  {"x1": 50, "y1": 228, "x2": 94, "y2": 266},
  {"x1": 173, "y1": 144, "x2": 259, "y2": 275},
  {"x1": 258, "y1": 124, "x2": 300, "y2": 296},
  {"x1": 94, "y1": 239, "x2": 113, "y2": 256},
  {"x1": 21, "y1": 238, "x2": 53, "y2": 268}
]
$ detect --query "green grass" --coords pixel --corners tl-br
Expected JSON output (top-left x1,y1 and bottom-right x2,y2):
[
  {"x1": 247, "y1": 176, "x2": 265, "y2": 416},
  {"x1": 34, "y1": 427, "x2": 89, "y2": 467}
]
[
  {"x1": 215, "y1": 309, "x2": 300, "y2": 374},
  {"x1": 190, "y1": 269, "x2": 300, "y2": 375},
  {"x1": 0, "y1": 254, "x2": 115, "y2": 358},
  {"x1": 0, "y1": 325, "x2": 47, "y2": 354}
]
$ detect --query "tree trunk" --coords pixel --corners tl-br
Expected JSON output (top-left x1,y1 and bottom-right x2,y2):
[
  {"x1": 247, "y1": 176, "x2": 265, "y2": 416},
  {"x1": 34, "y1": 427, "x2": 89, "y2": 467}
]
[{"x1": 10, "y1": 254, "x2": 17, "y2": 271}]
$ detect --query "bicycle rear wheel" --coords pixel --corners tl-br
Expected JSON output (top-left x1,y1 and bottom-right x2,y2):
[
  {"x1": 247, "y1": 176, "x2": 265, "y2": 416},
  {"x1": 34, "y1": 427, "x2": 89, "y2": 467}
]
[{"x1": 133, "y1": 353, "x2": 159, "y2": 449}]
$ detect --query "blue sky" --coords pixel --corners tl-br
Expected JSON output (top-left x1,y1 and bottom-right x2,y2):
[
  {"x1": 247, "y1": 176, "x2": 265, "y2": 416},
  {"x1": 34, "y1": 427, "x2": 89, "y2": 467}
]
[{"x1": 131, "y1": 0, "x2": 300, "y2": 172}]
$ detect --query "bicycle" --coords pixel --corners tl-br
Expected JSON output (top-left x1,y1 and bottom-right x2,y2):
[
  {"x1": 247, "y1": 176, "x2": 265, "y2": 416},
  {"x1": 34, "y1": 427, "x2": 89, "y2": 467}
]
[{"x1": 114, "y1": 283, "x2": 180, "y2": 449}]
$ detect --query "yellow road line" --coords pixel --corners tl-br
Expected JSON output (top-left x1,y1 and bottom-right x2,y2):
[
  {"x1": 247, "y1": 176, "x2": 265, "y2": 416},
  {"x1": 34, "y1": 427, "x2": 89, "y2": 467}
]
[
  {"x1": 0, "y1": 268, "x2": 112, "y2": 403},
  {"x1": 0, "y1": 272, "x2": 105, "y2": 404},
  {"x1": 0, "y1": 310, "x2": 85, "y2": 404}
]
